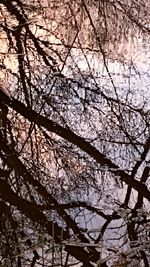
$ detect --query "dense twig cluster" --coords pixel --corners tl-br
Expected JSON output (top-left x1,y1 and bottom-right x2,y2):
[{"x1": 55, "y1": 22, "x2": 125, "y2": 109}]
[{"x1": 0, "y1": 0, "x2": 150, "y2": 266}]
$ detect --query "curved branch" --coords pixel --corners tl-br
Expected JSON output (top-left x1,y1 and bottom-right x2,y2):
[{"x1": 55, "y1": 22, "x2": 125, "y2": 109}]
[
  {"x1": 1, "y1": 93, "x2": 150, "y2": 201},
  {"x1": 0, "y1": 178, "x2": 95, "y2": 266}
]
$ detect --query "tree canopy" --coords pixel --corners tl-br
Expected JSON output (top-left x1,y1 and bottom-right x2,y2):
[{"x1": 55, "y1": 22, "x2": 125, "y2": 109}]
[{"x1": 0, "y1": 0, "x2": 150, "y2": 266}]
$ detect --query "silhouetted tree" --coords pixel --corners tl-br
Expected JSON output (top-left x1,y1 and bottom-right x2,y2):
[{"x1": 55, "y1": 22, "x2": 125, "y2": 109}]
[{"x1": 0, "y1": 0, "x2": 150, "y2": 266}]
